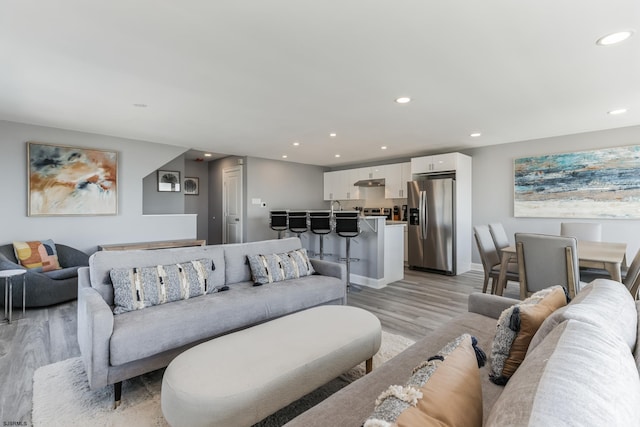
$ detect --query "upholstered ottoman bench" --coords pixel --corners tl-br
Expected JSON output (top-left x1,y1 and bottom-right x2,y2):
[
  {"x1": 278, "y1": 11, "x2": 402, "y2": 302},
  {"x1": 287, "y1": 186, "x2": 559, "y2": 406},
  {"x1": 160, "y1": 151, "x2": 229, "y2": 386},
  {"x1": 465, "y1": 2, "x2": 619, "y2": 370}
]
[{"x1": 161, "y1": 305, "x2": 381, "y2": 427}]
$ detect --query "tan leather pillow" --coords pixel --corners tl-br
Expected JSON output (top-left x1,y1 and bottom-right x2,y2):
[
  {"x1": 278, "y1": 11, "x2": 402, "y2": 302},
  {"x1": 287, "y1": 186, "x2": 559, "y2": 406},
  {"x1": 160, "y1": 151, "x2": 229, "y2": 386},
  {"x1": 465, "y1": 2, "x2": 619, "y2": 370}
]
[
  {"x1": 365, "y1": 334, "x2": 484, "y2": 427},
  {"x1": 490, "y1": 286, "x2": 568, "y2": 384}
]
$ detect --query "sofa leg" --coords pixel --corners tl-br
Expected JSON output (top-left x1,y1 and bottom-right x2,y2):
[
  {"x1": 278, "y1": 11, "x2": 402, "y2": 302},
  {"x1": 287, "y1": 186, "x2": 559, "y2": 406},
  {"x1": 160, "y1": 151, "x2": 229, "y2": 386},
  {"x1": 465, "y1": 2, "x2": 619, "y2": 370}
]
[
  {"x1": 366, "y1": 358, "x2": 373, "y2": 374},
  {"x1": 114, "y1": 382, "x2": 122, "y2": 409}
]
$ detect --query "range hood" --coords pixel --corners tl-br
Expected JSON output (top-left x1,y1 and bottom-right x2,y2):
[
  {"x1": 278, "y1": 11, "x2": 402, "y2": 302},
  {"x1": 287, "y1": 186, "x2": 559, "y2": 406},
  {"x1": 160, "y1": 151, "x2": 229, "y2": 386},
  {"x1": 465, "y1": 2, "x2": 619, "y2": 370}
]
[{"x1": 353, "y1": 178, "x2": 385, "y2": 187}]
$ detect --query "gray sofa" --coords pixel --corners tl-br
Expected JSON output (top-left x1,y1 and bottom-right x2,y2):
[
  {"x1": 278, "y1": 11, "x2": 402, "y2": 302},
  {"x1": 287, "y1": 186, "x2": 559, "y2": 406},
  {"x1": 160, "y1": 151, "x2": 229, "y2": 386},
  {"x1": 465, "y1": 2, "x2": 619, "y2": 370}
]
[
  {"x1": 286, "y1": 278, "x2": 640, "y2": 426},
  {"x1": 77, "y1": 237, "x2": 346, "y2": 404},
  {"x1": 0, "y1": 243, "x2": 89, "y2": 307}
]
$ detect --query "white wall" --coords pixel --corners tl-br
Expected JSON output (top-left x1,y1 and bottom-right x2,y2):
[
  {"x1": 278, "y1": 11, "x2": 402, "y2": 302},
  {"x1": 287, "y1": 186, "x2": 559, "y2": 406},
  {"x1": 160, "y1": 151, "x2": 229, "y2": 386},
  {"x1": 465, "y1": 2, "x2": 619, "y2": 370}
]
[
  {"x1": 142, "y1": 155, "x2": 186, "y2": 214},
  {"x1": 464, "y1": 125, "x2": 640, "y2": 263},
  {"x1": 185, "y1": 159, "x2": 209, "y2": 241},
  {"x1": 245, "y1": 157, "x2": 327, "y2": 242},
  {"x1": 0, "y1": 120, "x2": 196, "y2": 254}
]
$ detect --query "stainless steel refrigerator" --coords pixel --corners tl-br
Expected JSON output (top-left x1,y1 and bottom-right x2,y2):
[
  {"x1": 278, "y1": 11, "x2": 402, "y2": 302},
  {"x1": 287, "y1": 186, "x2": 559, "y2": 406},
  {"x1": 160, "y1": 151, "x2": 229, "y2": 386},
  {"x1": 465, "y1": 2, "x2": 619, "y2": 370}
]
[{"x1": 407, "y1": 173, "x2": 455, "y2": 274}]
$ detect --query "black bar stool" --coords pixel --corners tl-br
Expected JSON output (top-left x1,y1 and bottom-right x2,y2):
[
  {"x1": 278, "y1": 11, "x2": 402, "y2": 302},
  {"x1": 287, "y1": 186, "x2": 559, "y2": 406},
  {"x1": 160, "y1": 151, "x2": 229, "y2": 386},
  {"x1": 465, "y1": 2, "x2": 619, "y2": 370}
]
[
  {"x1": 334, "y1": 211, "x2": 360, "y2": 293},
  {"x1": 288, "y1": 211, "x2": 308, "y2": 239},
  {"x1": 309, "y1": 211, "x2": 332, "y2": 260},
  {"x1": 270, "y1": 210, "x2": 288, "y2": 239}
]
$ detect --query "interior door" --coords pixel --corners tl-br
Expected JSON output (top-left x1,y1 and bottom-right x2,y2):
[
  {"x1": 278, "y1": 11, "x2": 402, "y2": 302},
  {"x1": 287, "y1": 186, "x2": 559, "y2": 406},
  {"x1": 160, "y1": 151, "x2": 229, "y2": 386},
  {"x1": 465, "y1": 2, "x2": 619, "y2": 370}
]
[{"x1": 223, "y1": 166, "x2": 243, "y2": 244}]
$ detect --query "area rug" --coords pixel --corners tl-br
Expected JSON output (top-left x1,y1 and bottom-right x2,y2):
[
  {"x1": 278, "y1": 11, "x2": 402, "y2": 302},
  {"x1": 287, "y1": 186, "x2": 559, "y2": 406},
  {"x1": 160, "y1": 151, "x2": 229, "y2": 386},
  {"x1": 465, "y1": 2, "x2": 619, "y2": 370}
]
[{"x1": 32, "y1": 331, "x2": 415, "y2": 427}]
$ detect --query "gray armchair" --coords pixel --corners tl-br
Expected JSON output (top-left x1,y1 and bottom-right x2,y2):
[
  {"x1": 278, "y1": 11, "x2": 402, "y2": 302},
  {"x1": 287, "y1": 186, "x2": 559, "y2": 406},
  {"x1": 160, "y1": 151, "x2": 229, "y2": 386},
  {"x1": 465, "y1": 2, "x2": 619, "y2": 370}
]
[{"x1": 0, "y1": 243, "x2": 89, "y2": 307}]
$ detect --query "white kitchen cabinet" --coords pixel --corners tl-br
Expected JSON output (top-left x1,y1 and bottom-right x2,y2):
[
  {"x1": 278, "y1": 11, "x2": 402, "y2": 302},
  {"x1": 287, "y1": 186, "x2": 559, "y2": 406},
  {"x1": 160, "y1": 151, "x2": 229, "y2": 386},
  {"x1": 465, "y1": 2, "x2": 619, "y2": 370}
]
[
  {"x1": 323, "y1": 170, "x2": 360, "y2": 200},
  {"x1": 411, "y1": 152, "x2": 459, "y2": 174},
  {"x1": 384, "y1": 162, "x2": 411, "y2": 198}
]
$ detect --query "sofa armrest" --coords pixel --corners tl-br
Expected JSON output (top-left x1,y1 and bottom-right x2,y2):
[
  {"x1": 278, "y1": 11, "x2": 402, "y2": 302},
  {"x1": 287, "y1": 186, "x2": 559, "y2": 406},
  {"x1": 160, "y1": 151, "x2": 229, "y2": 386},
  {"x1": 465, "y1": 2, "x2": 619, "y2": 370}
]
[
  {"x1": 0, "y1": 255, "x2": 26, "y2": 272},
  {"x1": 56, "y1": 244, "x2": 90, "y2": 268},
  {"x1": 77, "y1": 272, "x2": 114, "y2": 389},
  {"x1": 468, "y1": 293, "x2": 519, "y2": 319},
  {"x1": 309, "y1": 259, "x2": 346, "y2": 282}
]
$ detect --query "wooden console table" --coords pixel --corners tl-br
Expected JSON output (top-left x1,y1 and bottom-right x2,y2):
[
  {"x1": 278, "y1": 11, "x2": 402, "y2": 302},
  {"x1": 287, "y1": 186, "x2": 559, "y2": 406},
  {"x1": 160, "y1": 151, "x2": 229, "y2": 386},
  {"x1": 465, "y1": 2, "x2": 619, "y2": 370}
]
[{"x1": 98, "y1": 239, "x2": 206, "y2": 251}]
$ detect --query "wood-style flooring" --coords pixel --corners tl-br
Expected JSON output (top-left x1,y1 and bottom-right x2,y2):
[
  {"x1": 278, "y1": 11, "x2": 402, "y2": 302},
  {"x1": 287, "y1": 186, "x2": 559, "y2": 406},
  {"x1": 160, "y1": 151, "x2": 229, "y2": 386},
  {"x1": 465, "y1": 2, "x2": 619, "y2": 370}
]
[{"x1": 0, "y1": 268, "x2": 520, "y2": 425}]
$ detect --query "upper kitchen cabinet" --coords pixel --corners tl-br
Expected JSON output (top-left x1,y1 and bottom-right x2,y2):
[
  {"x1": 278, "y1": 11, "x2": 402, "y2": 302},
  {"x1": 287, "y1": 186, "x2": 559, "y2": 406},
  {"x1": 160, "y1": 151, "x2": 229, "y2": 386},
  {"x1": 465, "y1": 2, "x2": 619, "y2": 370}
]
[
  {"x1": 411, "y1": 153, "x2": 460, "y2": 174},
  {"x1": 384, "y1": 162, "x2": 411, "y2": 199},
  {"x1": 323, "y1": 170, "x2": 361, "y2": 201}
]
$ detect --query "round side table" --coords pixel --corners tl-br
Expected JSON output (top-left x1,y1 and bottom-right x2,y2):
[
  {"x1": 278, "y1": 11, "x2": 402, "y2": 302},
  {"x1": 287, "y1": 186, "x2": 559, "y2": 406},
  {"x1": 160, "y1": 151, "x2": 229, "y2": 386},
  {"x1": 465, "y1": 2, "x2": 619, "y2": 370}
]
[{"x1": 1, "y1": 269, "x2": 27, "y2": 324}]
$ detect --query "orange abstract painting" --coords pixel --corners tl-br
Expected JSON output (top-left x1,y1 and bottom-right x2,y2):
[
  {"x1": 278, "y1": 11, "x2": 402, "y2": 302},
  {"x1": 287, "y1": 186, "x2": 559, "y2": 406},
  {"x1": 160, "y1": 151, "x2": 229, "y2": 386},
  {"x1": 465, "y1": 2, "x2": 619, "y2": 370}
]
[{"x1": 28, "y1": 142, "x2": 118, "y2": 216}]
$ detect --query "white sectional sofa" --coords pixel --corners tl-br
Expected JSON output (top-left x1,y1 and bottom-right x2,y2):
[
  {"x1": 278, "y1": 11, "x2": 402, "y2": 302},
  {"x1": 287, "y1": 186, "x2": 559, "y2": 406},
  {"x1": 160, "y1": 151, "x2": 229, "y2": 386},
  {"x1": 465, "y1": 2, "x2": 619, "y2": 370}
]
[{"x1": 286, "y1": 279, "x2": 640, "y2": 426}]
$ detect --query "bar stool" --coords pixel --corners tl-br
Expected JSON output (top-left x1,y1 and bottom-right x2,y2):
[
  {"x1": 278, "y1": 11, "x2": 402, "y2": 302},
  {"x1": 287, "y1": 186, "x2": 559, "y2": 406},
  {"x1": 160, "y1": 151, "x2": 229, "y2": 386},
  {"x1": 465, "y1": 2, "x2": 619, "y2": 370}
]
[
  {"x1": 288, "y1": 211, "x2": 308, "y2": 239},
  {"x1": 309, "y1": 211, "x2": 333, "y2": 260},
  {"x1": 270, "y1": 210, "x2": 288, "y2": 239},
  {"x1": 334, "y1": 211, "x2": 360, "y2": 293}
]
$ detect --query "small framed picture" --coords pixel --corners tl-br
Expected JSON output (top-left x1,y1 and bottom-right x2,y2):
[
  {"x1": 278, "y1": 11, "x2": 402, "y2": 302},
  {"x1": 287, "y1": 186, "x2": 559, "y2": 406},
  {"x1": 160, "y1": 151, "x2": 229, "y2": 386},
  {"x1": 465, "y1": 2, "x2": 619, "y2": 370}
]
[
  {"x1": 184, "y1": 177, "x2": 199, "y2": 195},
  {"x1": 157, "y1": 170, "x2": 181, "y2": 192}
]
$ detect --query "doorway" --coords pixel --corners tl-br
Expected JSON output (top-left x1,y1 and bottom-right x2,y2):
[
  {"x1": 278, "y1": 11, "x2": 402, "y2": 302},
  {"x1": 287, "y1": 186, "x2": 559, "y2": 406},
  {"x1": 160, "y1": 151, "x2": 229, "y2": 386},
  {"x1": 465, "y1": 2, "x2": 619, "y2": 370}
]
[{"x1": 222, "y1": 166, "x2": 243, "y2": 244}]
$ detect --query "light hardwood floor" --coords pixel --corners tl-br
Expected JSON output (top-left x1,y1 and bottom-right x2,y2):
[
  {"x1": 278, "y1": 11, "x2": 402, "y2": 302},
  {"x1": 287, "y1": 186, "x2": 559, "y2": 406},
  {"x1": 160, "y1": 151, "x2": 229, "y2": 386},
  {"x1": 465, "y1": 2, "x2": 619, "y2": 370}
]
[{"x1": 0, "y1": 268, "x2": 519, "y2": 425}]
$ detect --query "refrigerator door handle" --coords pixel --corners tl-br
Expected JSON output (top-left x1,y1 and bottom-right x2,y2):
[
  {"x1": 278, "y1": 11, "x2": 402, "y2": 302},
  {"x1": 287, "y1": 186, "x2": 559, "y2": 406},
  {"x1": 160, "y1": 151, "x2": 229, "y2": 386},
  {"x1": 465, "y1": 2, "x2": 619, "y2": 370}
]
[{"x1": 420, "y1": 190, "x2": 427, "y2": 240}]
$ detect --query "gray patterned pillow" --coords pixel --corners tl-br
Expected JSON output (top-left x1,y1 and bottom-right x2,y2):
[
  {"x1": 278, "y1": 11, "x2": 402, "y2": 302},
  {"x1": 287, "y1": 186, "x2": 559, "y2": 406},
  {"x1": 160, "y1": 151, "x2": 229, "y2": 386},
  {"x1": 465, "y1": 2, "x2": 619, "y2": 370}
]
[
  {"x1": 110, "y1": 258, "x2": 213, "y2": 314},
  {"x1": 247, "y1": 248, "x2": 315, "y2": 285}
]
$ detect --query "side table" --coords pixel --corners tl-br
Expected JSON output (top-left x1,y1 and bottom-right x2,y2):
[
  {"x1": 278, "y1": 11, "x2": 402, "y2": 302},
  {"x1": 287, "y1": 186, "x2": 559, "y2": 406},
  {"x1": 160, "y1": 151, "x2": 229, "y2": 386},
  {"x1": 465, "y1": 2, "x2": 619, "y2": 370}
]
[{"x1": 1, "y1": 269, "x2": 27, "y2": 324}]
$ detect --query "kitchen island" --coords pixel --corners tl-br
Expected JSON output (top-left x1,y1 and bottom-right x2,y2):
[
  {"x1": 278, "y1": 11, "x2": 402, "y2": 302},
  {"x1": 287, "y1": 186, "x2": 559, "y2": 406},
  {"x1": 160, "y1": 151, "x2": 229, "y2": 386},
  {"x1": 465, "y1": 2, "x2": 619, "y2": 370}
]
[{"x1": 300, "y1": 216, "x2": 405, "y2": 289}]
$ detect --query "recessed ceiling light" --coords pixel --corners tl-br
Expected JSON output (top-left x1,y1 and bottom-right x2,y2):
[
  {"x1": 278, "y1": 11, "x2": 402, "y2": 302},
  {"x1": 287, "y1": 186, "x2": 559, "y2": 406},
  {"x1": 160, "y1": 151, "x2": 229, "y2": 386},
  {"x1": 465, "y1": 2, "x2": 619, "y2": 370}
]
[
  {"x1": 204, "y1": 153, "x2": 212, "y2": 157},
  {"x1": 282, "y1": 154, "x2": 288, "y2": 159},
  {"x1": 608, "y1": 108, "x2": 628, "y2": 115},
  {"x1": 334, "y1": 154, "x2": 341, "y2": 158},
  {"x1": 292, "y1": 141, "x2": 300, "y2": 146},
  {"x1": 133, "y1": 103, "x2": 148, "y2": 108},
  {"x1": 596, "y1": 30, "x2": 634, "y2": 46},
  {"x1": 470, "y1": 132, "x2": 482, "y2": 138},
  {"x1": 395, "y1": 97, "x2": 411, "y2": 104},
  {"x1": 329, "y1": 133, "x2": 337, "y2": 137},
  {"x1": 381, "y1": 146, "x2": 388, "y2": 150}
]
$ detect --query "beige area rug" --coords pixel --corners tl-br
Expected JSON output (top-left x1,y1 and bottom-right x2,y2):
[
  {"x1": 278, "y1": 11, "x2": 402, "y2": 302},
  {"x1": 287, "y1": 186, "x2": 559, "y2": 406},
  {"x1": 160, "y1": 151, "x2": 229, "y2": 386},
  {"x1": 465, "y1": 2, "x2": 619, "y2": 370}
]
[{"x1": 32, "y1": 331, "x2": 415, "y2": 427}]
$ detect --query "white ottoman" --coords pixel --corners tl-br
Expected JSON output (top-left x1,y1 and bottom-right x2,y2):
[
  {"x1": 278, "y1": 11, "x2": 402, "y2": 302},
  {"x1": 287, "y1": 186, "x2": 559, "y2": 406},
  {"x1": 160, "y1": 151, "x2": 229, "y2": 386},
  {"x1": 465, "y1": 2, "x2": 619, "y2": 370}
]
[{"x1": 161, "y1": 305, "x2": 381, "y2": 427}]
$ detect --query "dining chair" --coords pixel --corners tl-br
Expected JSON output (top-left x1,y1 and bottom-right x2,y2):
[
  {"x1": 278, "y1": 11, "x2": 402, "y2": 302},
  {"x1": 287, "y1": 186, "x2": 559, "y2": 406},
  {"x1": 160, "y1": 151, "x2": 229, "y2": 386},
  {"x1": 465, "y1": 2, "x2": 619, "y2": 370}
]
[
  {"x1": 515, "y1": 233, "x2": 581, "y2": 300},
  {"x1": 488, "y1": 223, "x2": 510, "y2": 255},
  {"x1": 474, "y1": 225, "x2": 518, "y2": 294},
  {"x1": 560, "y1": 222, "x2": 602, "y2": 242},
  {"x1": 581, "y1": 248, "x2": 640, "y2": 299}
]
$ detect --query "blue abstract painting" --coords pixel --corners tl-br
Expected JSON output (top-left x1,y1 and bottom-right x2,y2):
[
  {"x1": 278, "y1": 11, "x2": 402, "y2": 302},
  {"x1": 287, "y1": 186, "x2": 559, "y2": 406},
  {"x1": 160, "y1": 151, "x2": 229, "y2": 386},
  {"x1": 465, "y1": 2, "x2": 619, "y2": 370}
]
[{"x1": 514, "y1": 145, "x2": 640, "y2": 218}]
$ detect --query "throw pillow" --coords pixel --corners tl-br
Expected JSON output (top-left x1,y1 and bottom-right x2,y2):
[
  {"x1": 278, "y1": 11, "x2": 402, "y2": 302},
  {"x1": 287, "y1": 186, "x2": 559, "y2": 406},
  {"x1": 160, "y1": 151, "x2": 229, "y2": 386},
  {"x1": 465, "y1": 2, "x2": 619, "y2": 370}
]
[
  {"x1": 13, "y1": 239, "x2": 61, "y2": 272},
  {"x1": 364, "y1": 334, "x2": 486, "y2": 427},
  {"x1": 489, "y1": 285, "x2": 568, "y2": 385},
  {"x1": 247, "y1": 248, "x2": 315, "y2": 285},
  {"x1": 110, "y1": 258, "x2": 213, "y2": 314}
]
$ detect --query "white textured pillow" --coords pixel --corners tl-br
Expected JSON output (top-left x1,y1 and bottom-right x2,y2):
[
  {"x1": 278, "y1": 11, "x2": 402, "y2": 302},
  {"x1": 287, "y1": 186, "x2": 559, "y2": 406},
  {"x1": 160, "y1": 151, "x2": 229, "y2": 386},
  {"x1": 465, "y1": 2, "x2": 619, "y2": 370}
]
[
  {"x1": 110, "y1": 258, "x2": 213, "y2": 314},
  {"x1": 247, "y1": 248, "x2": 315, "y2": 285}
]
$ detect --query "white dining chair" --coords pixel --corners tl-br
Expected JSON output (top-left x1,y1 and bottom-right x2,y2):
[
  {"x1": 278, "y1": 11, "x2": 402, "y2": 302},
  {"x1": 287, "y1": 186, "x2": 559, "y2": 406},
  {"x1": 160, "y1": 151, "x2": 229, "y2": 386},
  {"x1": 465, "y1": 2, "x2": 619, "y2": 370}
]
[
  {"x1": 515, "y1": 233, "x2": 582, "y2": 300},
  {"x1": 474, "y1": 225, "x2": 518, "y2": 294},
  {"x1": 488, "y1": 223, "x2": 510, "y2": 256},
  {"x1": 560, "y1": 222, "x2": 602, "y2": 242}
]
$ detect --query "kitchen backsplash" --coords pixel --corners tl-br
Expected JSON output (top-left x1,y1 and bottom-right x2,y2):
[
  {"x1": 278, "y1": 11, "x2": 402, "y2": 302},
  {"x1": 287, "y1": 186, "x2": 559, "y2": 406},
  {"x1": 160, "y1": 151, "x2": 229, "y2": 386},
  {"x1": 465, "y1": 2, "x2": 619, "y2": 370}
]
[{"x1": 338, "y1": 186, "x2": 407, "y2": 210}]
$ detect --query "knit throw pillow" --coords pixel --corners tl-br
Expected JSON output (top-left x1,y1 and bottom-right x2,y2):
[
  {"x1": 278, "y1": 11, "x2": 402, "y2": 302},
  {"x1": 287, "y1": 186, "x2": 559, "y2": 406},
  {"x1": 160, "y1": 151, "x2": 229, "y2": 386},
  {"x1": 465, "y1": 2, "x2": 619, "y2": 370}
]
[
  {"x1": 13, "y1": 239, "x2": 61, "y2": 272},
  {"x1": 489, "y1": 285, "x2": 569, "y2": 385},
  {"x1": 110, "y1": 258, "x2": 214, "y2": 314},
  {"x1": 247, "y1": 248, "x2": 315, "y2": 285},
  {"x1": 364, "y1": 334, "x2": 486, "y2": 427}
]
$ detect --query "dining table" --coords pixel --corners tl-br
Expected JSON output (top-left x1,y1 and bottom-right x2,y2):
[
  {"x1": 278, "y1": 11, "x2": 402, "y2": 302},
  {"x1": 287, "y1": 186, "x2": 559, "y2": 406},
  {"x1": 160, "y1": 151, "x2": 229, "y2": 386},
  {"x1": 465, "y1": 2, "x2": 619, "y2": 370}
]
[{"x1": 495, "y1": 240, "x2": 628, "y2": 296}]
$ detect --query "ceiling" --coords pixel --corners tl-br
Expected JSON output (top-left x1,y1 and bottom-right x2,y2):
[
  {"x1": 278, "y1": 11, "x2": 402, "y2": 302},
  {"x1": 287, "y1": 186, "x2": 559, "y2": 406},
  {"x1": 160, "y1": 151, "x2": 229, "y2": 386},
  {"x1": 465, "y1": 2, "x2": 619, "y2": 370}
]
[{"x1": 1, "y1": 1, "x2": 639, "y2": 168}]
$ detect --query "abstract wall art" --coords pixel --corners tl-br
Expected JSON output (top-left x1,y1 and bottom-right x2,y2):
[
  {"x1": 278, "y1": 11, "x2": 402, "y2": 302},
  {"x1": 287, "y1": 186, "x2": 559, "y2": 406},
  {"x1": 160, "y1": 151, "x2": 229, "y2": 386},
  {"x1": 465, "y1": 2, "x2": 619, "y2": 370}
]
[
  {"x1": 184, "y1": 177, "x2": 199, "y2": 195},
  {"x1": 157, "y1": 170, "x2": 181, "y2": 192},
  {"x1": 28, "y1": 142, "x2": 118, "y2": 216},
  {"x1": 514, "y1": 145, "x2": 640, "y2": 219}
]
